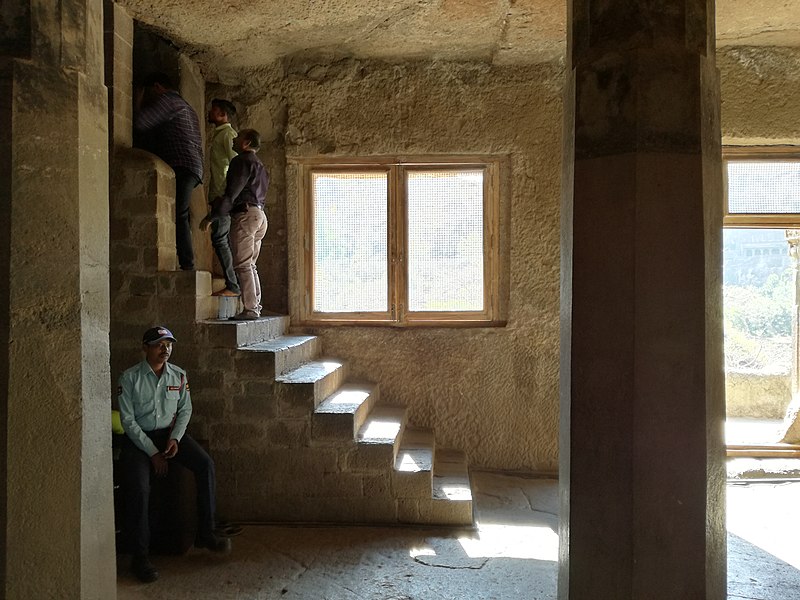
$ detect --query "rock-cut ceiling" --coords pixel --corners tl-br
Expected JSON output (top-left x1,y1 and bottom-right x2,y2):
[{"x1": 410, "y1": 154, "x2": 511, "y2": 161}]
[{"x1": 118, "y1": 0, "x2": 800, "y2": 76}]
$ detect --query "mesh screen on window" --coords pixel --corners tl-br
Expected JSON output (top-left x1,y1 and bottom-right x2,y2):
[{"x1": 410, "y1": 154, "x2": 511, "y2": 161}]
[
  {"x1": 312, "y1": 172, "x2": 388, "y2": 312},
  {"x1": 406, "y1": 169, "x2": 484, "y2": 312},
  {"x1": 728, "y1": 161, "x2": 800, "y2": 214}
]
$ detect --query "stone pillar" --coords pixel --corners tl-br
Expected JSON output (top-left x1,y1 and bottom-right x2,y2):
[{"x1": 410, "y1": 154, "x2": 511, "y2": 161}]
[
  {"x1": 779, "y1": 230, "x2": 800, "y2": 442},
  {"x1": 560, "y1": 2, "x2": 726, "y2": 599},
  {"x1": 178, "y1": 54, "x2": 214, "y2": 273},
  {"x1": 0, "y1": 1, "x2": 116, "y2": 598},
  {"x1": 104, "y1": 0, "x2": 134, "y2": 150}
]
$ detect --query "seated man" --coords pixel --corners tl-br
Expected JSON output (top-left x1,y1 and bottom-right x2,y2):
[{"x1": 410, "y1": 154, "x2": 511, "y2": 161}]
[{"x1": 117, "y1": 326, "x2": 230, "y2": 583}]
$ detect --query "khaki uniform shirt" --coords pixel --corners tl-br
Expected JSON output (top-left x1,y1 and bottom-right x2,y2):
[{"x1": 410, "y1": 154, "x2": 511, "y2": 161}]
[{"x1": 117, "y1": 361, "x2": 192, "y2": 456}]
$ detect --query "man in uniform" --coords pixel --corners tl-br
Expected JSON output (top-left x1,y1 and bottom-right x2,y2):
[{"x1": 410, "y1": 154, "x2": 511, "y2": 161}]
[{"x1": 118, "y1": 326, "x2": 230, "y2": 583}]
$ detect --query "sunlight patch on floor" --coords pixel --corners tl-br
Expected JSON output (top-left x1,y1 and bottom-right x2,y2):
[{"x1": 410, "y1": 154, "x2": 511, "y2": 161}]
[
  {"x1": 328, "y1": 389, "x2": 370, "y2": 405},
  {"x1": 397, "y1": 453, "x2": 424, "y2": 471},
  {"x1": 437, "y1": 483, "x2": 471, "y2": 501},
  {"x1": 728, "y1": 482, "x2": 800, "y2": 570},
  {"x1": 408, "y1": 523, "x2": 558, "y2": 562},
  {"x1": 409, "y1": 545, "x2": 437, "y2": 558},
  {"x1": 457, "y1": 522, "x2": 559, "y2": 561},
  {"x1": 361, "y1": 419, "x2": 401, "y2": 440}
]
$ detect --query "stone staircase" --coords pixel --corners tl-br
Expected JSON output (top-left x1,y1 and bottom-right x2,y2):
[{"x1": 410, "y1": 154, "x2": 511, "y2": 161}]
[
  {"x1": 189, "y1": 313, "x2": 474, "y2": 527},
  {"x1": 108, "y1": 149, "x2": 472, "y2": 528}
]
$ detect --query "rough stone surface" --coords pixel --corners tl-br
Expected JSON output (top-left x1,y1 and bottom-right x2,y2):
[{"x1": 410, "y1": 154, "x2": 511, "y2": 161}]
[
  {"x1": 213, "y1": 58, "x2": 564, "y2": 473},
  {"x1": 15, "y1": 0, "x2": 800, "y2": 598},
  {"x1": 779, "y1": 396, "x2": 800, "y2": 443},
  {"x1": 115, "y1": 475, "x2": 800, "y2": 600},
  {"x1": 726, "y1": 371, "x2": 791, "y2": 419},
  {"x1": 103, "y1": 0, "x2": 800, "y2": 528},
  {"x1": 719, "y1": 46, "x2": 800, "y2": 145},
  {"x1": 3, "y1": 2, "x2": 116, "y2": 598},
  {"x1": 186, "y1": 319, "x2": 464, "y2": 525},
  {"x1": 115, "y1": 0, "x2": 800, "y2": 76}
]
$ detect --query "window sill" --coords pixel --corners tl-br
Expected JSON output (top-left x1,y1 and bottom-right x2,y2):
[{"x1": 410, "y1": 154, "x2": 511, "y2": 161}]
[{"x1": 294, "y1": 318, "x2": 508, "y2": 328}]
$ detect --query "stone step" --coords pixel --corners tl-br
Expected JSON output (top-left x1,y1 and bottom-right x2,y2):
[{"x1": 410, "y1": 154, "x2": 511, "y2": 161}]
[
  {"x1": 157, "y1": 270, "x2": 213, "y2": 297},
  {"x1": 196, "y1": 296, "x2": 219, "y2": 321},
  {"x1": 198, "y1": 315, "x2": 290, "y2": 348},
  {"x1": 346, "y1": 405, "x2": 408, "y2": 471},
  {"x1": 275, "y1": 358, "x2": 348, "y2": 414},
  {"x1": 392, "y1": 427, "x2": 435, "y2": 499},
  {"x1": 208, "y1": 276, "x2": 240, "y2": 319},
  {"x1": 428, "y1": 448, "x2": 474, "y2": 526},
  {"x1": 313, "y1": 382, "x2": 379, "y2": 442},
  {"x1": 215, "y1": 295, "x2": 240, "y2": 320},
  {"x1": 240, "y1": 335, "x2": 321, "y2": 379},
  {"x1": 211, "y1": 275, "x2": 227, "y2": 294},
  {"x1": 147, "y1": 270, "x2": 218, "y2": 323}
]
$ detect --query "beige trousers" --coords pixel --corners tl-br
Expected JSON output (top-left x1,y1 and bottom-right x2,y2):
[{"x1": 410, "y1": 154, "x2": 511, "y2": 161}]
[{"x1": 230, "y1": 206, "x2": 268, "y2": 315}]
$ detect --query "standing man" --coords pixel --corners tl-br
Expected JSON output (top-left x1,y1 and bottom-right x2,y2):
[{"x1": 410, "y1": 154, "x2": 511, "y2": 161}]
[
  {"x1": 206, "y1": 99, "x2": 240, "y2": 297},
  {"x1": 200, "y1": 129, "x2": 269, "y2": 321},
  {"x1": 118, "y1": 326, "x2": 231, "y2": 583},
  {"x1": 135, "y1": 73, "x2": 204, "y2": 271}
]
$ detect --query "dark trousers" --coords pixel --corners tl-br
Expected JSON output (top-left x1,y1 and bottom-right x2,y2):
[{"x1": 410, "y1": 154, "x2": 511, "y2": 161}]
[
  {"x1": 210, "y1": 214, "x2": 240, "y2": 293},
  {"x1": 174, "y1": 167, "x2": 200, "y2": 270},
  {"x1": 120, "y1": 430, "x2": 217, "y2": 557}
]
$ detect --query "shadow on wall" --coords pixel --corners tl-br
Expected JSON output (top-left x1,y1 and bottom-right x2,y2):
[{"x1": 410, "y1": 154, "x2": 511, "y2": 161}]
[{"x1": 132, "y1": 23, "x2": 180, "y2": 146}]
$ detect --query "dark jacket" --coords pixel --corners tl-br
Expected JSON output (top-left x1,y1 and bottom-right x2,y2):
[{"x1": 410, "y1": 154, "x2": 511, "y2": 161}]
[{"x1": 210, "y1": 151, "x2": 269, "y2": 218}]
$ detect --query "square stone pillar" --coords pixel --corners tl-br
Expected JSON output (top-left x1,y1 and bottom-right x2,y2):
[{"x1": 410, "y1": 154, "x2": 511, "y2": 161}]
[
  {"x1": 0, "y1": 1, "x2": 116, "y2": 598},
  {"x1": 104, "y1": 0, "x2": 134, "y2": 150},
  {"x1": 560, "y1": 2, "x2": 726, "y2": 599}
]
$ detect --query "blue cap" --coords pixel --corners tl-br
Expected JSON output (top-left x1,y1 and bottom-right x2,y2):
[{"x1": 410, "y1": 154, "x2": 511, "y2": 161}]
[{"x1": 142, "y1": 326, "x2": 176, "y2": 345}]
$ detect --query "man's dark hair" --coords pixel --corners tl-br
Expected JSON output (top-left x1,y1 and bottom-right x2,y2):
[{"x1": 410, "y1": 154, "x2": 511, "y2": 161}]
[
  {"x1": 142, "y1": 72, "x2": 174, "y2": 89},
  {"x1": 211, "y1": 98, "x2": 237, "y2": 119},
  {"x1": 238, "y1": 129, "x2": 261, "y2": 150}
]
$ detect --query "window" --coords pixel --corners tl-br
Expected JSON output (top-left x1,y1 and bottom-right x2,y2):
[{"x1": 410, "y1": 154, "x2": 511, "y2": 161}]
[
  {"x1": 297, "y1": 157, "x2": 503, "y2": 326},
  {"x1": 722, "y1": 147, "x2": 800, "y2": 446},
  {"x1": 724, "y1": 147, "x2": 800, "y2": 227}
]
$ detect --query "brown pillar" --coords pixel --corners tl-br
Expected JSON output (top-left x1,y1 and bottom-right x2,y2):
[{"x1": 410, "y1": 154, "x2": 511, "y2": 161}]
[
  {"x1": 0, "y1": 1, "x2": 116, "y2": 598},
  {"x1": 560, "y1": 2, "x2": 726, "y2": 598}
]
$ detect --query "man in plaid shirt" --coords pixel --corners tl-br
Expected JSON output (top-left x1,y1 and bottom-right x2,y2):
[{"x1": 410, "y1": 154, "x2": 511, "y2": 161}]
[{"x1": 135, "y1": 73, "x2": 204, "y2": 271}]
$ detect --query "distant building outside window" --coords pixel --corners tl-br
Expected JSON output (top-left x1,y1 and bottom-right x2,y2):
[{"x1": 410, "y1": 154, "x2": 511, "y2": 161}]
[{"x1": 722, "y1": 148, "x2": 800, "y2": 440}]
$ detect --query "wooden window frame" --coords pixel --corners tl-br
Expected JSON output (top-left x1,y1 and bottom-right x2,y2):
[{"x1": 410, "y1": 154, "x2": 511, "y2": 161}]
[
  {"x1": 724, "y1": 146, "x2": 800, "y2": 228},
  {"x1": 296, "y1": 155, "x2": 504, "y2": 327}
]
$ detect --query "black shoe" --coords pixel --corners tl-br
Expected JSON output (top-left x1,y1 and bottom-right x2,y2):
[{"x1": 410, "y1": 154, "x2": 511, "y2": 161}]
[
  {"x1": 229, "y1": 311, "x2": 259, "y2": 321},
  {"x1": 215, "y1": 524, "x2": 243, "y2": 537},
  {"x1": 196, "y1": 534, "x2": 232, "y2": 554},
  {"x1": 131, "y1": 555, "x2": 159, "y2": 583}
]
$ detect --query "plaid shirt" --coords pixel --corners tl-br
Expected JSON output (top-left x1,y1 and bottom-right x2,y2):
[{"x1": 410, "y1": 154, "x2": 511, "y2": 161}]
[{"x1": 134, "y1": 91, "x2": 204, "y2": 181}]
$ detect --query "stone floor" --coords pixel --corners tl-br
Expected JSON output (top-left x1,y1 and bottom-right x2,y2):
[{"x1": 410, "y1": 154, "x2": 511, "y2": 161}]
[
  {"x1": 728, "y1": 479, "x2": 800, "y2": 599},
  {"x1": 117, "y1": 471, "x2": 800, "y2": 600}
]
